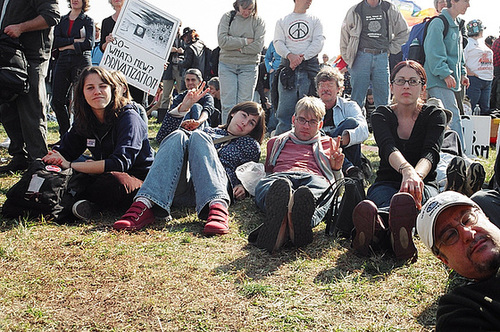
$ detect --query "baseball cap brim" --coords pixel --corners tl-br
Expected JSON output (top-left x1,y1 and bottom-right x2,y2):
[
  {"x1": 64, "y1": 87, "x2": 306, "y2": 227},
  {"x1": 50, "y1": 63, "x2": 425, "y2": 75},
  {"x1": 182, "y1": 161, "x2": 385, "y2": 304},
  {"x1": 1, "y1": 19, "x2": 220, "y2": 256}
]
[{"x1": 417, "y1": 191, "x2": 478, "y2": 251}]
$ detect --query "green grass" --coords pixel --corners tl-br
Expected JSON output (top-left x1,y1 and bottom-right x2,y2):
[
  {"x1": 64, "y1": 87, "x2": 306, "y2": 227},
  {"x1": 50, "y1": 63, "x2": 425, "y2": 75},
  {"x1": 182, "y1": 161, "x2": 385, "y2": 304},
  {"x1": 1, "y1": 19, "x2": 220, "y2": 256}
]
[{"x1": 0, "y1": 120, "x2": 496, "y2": 331}]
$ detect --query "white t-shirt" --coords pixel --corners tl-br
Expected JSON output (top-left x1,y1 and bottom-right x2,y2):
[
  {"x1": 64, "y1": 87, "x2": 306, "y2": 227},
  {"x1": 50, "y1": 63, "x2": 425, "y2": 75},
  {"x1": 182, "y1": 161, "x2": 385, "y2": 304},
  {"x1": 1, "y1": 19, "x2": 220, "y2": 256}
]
[
  {"x1": 464, "y1": 37, "x2": 494, "y2": 81},
  {"x1": 273, "y1": 12, "x2": 325, "y2": 61}
]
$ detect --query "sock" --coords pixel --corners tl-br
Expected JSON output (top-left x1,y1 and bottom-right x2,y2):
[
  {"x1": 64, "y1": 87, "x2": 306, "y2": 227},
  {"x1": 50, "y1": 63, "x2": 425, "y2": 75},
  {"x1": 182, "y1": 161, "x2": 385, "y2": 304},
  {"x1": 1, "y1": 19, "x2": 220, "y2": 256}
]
[
  {"x1": 136, "y1": 196, "x2": 153, "y2": 209},
  {"x1": 210, "y1": 199, "x2": 228, "y2": 209}
]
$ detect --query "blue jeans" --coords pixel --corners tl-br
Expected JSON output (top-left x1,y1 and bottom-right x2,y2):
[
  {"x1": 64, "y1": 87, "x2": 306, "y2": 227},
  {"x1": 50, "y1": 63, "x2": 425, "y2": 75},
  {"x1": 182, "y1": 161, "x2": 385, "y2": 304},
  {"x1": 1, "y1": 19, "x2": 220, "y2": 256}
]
[
  {"x1": 467, "y1": 76, "x2": 492, "y2": 115},
  {"x1": 218, "y1": 61, "x2": 258, "y2": 123},
  {"x1": 349, "y1": 51, "x2": 390, "y2": 109},
  {"x1": 367, "y1": 181, "x2": 438, "y2": 211},
  {"x1": 136, "y1": 130, "x2": 230, "y2": 218},
  {"x1": 428, "y1": 86, "x2": 465, "y2": 151},
  {"x1": 275, "y1": 69, "x2": 312, "y2": 135},
  {"x1": 254, "y1": 172, "x2": 334, "y2": 227},
  {"x1": 323, "y1": 117, "x2": 361, "y2": 171}
]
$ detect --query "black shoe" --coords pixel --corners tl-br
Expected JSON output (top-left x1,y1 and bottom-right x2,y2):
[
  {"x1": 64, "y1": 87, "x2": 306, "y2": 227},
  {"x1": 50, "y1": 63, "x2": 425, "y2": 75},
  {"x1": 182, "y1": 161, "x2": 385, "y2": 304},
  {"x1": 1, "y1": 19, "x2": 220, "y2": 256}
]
[
  {"x1": 256, "y1": 178, "x2": 291, "y2": 253},
  {"x1": 288, "y1": 186, "x2": 315, "y2": 248},
  {"x1": 0, "y1": 157, "x2": 29, "y2": 174},
  {"x1": 445, "y1": 156, "x2": 467, "y2": 193},
  {"x1": 72, "y1": 200, "x2": 96, "y2": 221},
  {"x1": 465, "y1": 162, "x2": 485, "y2": 196}
]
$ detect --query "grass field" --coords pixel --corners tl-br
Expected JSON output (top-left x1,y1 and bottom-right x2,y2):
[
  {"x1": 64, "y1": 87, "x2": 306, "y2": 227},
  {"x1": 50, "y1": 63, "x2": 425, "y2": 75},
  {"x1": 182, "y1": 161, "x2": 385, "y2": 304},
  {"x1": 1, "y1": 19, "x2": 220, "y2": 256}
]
[{"x1": 0, "y1": 121, "x2": 495, "y2": 331}]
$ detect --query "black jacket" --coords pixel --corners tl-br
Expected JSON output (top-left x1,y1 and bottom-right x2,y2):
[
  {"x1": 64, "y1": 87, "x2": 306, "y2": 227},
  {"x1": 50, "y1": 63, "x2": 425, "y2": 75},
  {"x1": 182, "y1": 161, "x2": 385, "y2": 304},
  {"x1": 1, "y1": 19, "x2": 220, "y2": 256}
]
[
  {"x1": 0, "y1": 0, "x2": 60, "y2": 60},
  {"x1": 53, "y1": 10, "x2": 94, "y2": 56}
]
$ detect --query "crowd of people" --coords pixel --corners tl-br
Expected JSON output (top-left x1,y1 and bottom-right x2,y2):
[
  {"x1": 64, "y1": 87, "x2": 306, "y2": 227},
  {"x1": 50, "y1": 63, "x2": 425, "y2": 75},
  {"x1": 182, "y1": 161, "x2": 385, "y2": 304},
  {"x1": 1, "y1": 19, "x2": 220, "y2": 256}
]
[{"x1": 1, "y1": 0, "x2": 500, "y2": 329}]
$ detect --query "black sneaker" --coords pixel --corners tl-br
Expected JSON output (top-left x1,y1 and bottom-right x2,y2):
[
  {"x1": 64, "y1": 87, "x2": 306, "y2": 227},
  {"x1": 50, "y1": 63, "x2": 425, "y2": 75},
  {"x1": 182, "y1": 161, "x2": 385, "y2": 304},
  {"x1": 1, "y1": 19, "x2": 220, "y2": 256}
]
[
  {"x1": 72, "y1": 200, "x2": 95, "y2": 221},
  {"x1": 445, "y1": 156, "x2": 467, "y2": 193},
  {"x1": 256, "y1": 178, "x2": 291, "y2": 253},
  {"x1": 0, "y1": 156, "x2": 28, "y2": 174},
  {"x1": 288, "y1": 186, "x2": 315, "y2": 248},
  {"x1": 465, "y1": 162, "x2": 485, "y2": 196}
]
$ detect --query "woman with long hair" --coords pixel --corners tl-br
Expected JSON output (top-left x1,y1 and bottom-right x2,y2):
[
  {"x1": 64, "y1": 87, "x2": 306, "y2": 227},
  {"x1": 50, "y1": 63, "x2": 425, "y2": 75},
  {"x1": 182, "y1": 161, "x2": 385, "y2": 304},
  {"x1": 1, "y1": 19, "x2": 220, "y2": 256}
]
[
  {"x1": 42, "y1": 67, "x2": 154, "y2": 220},
  {"x1": 114, "y1": 101, "x2": 266, "y2": 235},
  {"x1": 51, "y1": 0, "x2": 94, "y2": 138},
  {"x1": 352, "y1": 60, "x2": 446, "y2": 261},
  {"x1": 217, "y1": 0, "x2": 265, "y2": 122}
]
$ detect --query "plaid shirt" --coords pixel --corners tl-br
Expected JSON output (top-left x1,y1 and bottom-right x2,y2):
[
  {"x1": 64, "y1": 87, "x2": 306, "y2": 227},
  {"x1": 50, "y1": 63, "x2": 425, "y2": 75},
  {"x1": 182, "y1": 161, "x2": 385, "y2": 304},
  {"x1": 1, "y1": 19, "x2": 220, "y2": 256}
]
[{"x1": 493, "y1": 38, "x2": 500, "y2": 68}]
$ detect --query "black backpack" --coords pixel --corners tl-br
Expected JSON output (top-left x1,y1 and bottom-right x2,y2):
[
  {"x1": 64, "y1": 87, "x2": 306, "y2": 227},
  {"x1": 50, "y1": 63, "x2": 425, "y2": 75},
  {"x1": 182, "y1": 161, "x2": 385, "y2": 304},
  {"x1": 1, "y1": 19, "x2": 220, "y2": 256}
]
[
  {"x1": 0, "y1": 33, "x2": 29, "y2": 103},
  {"x1": 2, "y1": 160, "x2": 85, "y2": 222},
  {"x1": 319, "y1": 177, "x2": 366, "y2": 238}
]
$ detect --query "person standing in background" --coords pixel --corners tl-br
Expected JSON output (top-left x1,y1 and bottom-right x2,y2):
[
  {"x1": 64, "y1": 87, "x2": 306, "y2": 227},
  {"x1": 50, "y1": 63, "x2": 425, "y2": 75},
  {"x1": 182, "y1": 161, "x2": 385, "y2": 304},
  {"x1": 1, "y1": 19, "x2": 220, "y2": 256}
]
[
  {"x1": 0, "y1": 0, "x2": 60, "y2": 173},
  {"x1": 340, "y1": 0, "x2": 408, "y2": 110},
  {"x1": 51, "y1": 0, "x2": 94, "y2": 139},
  {"x1": 217, "y1": 0, "x2": 265, "y2": 123},
  {"x1": 273, "y1": 0, "x2": 324, "y2": 135}
]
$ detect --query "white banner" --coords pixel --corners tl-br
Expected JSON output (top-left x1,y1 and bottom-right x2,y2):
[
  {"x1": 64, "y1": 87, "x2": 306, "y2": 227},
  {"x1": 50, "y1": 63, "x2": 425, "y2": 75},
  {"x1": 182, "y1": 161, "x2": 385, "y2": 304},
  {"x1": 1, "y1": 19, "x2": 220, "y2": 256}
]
[
  {"x1": 100, "y1": 0, "x2": 180, "y2": 95},
  {"x1": 462, "y1": 115, "x2": 491, "y2": 158}
]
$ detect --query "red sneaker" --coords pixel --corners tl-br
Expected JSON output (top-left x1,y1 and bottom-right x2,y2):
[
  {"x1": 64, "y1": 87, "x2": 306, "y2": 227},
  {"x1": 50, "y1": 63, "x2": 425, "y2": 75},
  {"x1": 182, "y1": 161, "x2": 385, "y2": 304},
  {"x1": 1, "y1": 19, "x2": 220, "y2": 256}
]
[
  {"x1": 113, "y1": 201, "x2": 155, "y2": 231},
  {"x1": 203, "y1": 203, "x2": 229, "y2": 235}
]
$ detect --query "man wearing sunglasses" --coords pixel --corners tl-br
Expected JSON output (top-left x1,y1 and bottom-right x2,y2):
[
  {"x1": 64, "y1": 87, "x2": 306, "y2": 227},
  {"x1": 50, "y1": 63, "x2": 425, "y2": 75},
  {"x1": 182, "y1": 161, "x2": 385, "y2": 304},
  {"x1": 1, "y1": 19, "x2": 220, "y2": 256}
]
[{"x1": 417, "y1": 190, "x2": 500, "y2": 330}]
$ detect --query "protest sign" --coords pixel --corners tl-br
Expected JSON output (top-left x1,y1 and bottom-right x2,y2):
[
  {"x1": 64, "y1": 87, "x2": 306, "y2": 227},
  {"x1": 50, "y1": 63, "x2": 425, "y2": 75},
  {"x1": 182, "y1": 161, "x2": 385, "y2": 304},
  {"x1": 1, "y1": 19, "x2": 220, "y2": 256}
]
[
  {"x1": 462, "y1": 115, "x2": 491, "y2": 158},
  {"x1": 100, "y1": 0, "x2": 180, "y2": 95}
]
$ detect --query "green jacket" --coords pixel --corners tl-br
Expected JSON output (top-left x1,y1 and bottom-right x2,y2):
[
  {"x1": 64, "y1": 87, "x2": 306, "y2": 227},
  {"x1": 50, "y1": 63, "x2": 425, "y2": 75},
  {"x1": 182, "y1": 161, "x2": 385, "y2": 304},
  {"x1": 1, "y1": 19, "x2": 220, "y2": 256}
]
[{"x1": 424, "y1": 8, "x2": 467, "y2": 91}]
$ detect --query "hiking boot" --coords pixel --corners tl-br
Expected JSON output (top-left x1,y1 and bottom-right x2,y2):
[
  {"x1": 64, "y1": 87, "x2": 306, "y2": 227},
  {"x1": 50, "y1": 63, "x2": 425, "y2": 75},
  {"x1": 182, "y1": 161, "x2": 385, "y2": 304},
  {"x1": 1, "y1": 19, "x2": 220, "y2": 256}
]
[
  {"x1": 72, "y1": 200, "x2": 95, "y2": 221},
  {"x1": 352, "y1": 200, "x2": 380, "y2": 256},
  {"x1": 388, "y1": 193, "x2": 418, "y2": 262},
  {"x1": 465, "y1": 162, "x2": 485, "y2": 196},
  {"x1": 288, "y1": 186, "x2": 315, "y2": 248},
  {"x1": 204, "y1": 203, "x2": 229, "y2": 235},
  {"x1": 113, "y1": 201, "x2": 155, "y2": 231},
  {"x1": 445, "y1": 156, "x2": 467, "y2": 194},
  {"x1": 0, "y1": 156, "x2": 28, "y2": 174},
  {"x1": 256, "y1": 178, "x2": 291, "y2": 253}
]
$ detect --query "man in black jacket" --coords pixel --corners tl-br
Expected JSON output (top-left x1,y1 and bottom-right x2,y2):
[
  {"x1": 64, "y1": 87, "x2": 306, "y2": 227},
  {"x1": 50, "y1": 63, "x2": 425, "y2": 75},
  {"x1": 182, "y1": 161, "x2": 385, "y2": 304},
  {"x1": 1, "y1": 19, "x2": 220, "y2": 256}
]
[
  {"x1": 417, "y1": 191, "x2": 500, "y2": 331},
  {"x1": 0, "y1": 0, "x2": 60, "y2": 173}
]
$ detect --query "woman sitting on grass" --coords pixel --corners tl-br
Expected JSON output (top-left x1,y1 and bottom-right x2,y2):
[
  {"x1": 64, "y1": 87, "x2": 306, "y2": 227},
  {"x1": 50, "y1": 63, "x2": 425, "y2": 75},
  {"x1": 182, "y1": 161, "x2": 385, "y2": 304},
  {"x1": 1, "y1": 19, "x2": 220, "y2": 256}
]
[
  {"x1": 114, "y1": 101, "x2": 265, "y2": 235},
  {"x1": 352, "y1": 60, "x2": 446, "y2": 262},
  {"x1": 42, "y1": 66, "x2": 154, "y2": 220}
]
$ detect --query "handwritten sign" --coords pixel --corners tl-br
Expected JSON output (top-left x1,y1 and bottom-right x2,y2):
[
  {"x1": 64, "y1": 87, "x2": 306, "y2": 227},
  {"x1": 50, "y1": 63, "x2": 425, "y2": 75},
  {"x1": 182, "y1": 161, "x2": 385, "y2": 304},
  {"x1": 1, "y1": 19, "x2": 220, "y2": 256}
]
[
  {"x1": 100, "y1": 0, "x2": 180, "y2": 95},
  {"x1": 462, "y1": 115, "x2": 491, "y2": 158}
]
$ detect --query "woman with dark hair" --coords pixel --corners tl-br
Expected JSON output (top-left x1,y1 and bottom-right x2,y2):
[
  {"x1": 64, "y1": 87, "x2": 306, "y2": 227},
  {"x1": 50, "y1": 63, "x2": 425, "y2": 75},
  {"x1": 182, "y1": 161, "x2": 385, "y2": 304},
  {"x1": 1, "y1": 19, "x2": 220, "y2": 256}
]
[
  {"x1": 114, "y1": 101, "x2": 266, "y2": 235},
  {"x1": 51, "y1": 0, "x2": 94, "y2": 138},
  {"x1": 352, "y1": 60, "x2": 446, "y2": 261},
  {"x1": 180, "y1": 27, "x2": 208, "y2": 80},
  {"x1": 42, "y1": 67, "x2": 154, "y2": 220},
  {"x1": 217, "y1": 0, "x2": 265, "y2": 122}
]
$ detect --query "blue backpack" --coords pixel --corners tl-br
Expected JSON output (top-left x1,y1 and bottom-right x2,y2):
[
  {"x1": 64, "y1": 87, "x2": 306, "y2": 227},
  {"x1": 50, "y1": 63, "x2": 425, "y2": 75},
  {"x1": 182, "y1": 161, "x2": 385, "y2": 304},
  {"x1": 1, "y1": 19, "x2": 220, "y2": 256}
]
[{"x1": 401, "y1": 15, "x2": 449, "y2": 65}]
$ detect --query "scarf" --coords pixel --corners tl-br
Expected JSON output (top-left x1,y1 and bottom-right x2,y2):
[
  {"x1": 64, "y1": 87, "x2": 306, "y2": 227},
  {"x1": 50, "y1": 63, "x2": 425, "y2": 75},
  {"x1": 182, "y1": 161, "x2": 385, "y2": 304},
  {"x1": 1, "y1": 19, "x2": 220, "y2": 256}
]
[{"x1": 268, "y1": 130, "x2": 334, "y2": 182}]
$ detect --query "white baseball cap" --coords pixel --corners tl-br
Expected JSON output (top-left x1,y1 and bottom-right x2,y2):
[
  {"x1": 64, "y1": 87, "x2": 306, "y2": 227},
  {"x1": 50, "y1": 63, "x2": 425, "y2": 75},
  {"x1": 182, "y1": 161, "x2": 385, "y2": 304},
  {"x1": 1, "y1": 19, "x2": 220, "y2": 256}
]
[{"x1": 416, "y1": 191, "x2": 479, "y2": 251}]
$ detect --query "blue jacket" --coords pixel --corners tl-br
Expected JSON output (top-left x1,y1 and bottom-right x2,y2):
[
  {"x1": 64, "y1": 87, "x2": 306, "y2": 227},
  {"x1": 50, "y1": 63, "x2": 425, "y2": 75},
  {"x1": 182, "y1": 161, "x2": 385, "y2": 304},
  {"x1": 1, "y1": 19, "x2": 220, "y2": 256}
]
[
  {"x1": 56, "y1": 105, "x2": 154, "y2": 180},
  {"x1": 53, "y1": 11, "x2": 94, "y2": 56},
  {"x1": 264, "y1": 41, "x2": 281, "y2": 73},
  {"x1": 424, "y1": 8, "x2": 466, "y2": 91}
]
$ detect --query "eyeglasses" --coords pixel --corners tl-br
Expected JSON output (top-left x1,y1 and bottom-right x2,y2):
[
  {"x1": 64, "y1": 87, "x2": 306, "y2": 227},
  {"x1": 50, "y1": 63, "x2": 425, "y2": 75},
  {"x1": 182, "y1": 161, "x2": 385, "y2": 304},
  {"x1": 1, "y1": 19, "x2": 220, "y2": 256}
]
[
  {"x1": 295, "y1": 116, "x2": 319, "y2": 127},
  {"x1": 392, "y1": 78, "x2": 423, "y2": 86},
  {"x1": 436, "y1": 209, "x2": 479, "y2": 250}
]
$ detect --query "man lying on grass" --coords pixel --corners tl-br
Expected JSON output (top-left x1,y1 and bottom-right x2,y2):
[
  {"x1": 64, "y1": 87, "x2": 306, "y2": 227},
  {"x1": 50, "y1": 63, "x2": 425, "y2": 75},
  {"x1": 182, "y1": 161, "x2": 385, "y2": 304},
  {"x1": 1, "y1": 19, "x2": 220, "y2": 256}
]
[{"x1": 417, "y1": 191, "x2": 500, "y2": 331}]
